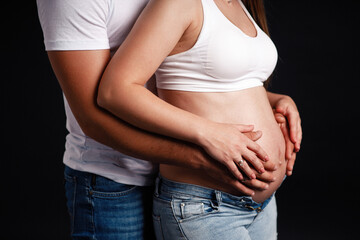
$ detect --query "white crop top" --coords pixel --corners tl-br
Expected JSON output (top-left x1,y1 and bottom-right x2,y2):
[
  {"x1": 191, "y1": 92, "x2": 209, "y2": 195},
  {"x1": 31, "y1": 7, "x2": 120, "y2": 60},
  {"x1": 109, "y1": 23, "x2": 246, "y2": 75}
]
[{"x1": 155, "y1": 0, "x2": 278, "y2": 92}]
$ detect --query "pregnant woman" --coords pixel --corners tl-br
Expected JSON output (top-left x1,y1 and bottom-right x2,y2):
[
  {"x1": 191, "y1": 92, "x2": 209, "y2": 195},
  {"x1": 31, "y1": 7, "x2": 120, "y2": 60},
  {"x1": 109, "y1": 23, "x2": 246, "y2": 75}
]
[{"x1": 98, "y1": 0, "x2": 297, "y2": 239}]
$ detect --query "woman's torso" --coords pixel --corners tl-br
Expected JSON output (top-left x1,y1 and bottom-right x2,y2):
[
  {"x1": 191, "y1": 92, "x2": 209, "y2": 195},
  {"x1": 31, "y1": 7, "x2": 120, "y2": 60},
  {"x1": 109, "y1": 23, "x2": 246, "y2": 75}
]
[
  {"x1": 155, "y1": 0, "x2": 286, "y2": 203},
  {"x1": 159, "y1": 87, "x2": 286, "y2": 203}
]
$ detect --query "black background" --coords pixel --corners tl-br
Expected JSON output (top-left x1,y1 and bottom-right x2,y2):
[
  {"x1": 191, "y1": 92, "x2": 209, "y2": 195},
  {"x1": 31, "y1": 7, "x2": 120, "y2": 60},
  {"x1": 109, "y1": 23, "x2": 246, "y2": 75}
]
[{"x1": 2, "y1": 1, "x2": 359, "y2": 239}]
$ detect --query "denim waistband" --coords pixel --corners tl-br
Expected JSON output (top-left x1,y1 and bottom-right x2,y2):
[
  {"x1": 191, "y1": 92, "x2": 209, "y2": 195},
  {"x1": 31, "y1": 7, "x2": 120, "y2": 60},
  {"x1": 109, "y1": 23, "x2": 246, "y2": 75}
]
[
  {"x1": 64, "y1": 165, "x2": 96, "y2": 186},
  {"x1": 155, "y1": 175, "x2": 273, "y2": 212}
]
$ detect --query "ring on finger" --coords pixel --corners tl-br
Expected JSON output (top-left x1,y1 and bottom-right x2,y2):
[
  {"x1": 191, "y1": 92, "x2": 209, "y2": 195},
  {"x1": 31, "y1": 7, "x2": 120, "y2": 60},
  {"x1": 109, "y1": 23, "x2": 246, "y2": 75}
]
[{"x1": 237, "y1": 159, "x2": 244, "y2": 167}]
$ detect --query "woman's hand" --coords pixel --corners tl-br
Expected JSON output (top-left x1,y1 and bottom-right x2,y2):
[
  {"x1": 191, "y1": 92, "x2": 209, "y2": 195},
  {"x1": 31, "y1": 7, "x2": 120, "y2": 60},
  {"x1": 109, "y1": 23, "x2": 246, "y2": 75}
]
[
  {"x1": 199, "y1": 128, "x2": 277, "y2": 196},
  {"x1": 197, "y1": 122, "x2": 270, "y2": 181}
]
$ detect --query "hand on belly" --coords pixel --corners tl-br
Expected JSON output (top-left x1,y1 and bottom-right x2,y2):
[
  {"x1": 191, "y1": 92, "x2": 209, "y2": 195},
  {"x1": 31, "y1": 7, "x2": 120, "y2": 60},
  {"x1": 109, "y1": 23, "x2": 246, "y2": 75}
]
[
  {"x1": 248, "y1": 118, "x2": 286, "y2": 202},
  {"x1": 159, "y1": 86, "x2": 287, "y2": 203}
]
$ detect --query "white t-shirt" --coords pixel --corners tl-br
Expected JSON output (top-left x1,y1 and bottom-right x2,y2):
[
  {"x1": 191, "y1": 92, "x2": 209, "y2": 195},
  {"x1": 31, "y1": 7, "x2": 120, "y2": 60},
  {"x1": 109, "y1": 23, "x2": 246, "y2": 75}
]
[{"x1": 36, "y1": 0, "x2": 158, "y2": 186}]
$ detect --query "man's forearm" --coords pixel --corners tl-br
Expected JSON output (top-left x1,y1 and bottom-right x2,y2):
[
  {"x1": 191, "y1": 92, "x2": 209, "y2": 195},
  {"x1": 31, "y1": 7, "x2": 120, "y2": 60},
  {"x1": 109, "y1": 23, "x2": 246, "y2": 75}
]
[
  {"x1": 47, "y1": 50, "x2": 271, "y2": 195},
  {"x1": 266, "y1": 91, "x2": 292, "y2": 108},
  {"x1": 84, "y1": 104, "x2": 207, "y2": 169},
  {"x1": 47, "y1": 50, "x2": 205, "y2": 170}
]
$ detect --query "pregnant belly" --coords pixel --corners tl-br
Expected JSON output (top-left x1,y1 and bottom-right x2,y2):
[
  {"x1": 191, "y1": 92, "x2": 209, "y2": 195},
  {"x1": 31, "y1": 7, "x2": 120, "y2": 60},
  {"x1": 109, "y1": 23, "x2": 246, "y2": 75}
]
[{"x1": 158, "y1": 86, "x2": 286, "y2": 203}]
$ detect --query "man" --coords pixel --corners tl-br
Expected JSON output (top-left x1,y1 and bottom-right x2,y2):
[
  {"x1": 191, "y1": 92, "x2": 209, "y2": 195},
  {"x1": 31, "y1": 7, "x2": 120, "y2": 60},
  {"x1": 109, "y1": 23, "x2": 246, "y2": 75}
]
[{"x1": 36, "y1": 0, "x2": 301, "y2": 239}]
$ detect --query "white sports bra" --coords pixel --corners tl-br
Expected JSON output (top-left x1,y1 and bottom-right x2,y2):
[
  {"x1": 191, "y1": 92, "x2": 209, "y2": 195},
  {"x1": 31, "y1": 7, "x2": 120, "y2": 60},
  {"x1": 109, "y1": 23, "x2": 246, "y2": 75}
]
[{"x1": 155, "y1": 0, "x2": 278, "y2": 92}]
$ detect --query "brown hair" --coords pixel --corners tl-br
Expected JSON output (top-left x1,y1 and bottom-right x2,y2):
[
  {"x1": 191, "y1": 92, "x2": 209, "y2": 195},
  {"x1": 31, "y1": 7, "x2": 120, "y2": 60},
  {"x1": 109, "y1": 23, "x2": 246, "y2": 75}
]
[
  {"x1": 242, "y1": 0, "x2": 269, "y2": 36},
  {"x1": 242, "y1": 0, "x2": 272, "y2": 87}
]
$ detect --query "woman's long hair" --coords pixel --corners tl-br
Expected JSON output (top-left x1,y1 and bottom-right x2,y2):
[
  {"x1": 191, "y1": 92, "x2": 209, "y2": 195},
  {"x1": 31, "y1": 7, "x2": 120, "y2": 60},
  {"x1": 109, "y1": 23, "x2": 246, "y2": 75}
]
[
  {"x1": 242, "y1": 0, "x2": 269, "y2": 36},
  {"x1": 242, "y1": 0, "x2": 272, "y2": 87}
]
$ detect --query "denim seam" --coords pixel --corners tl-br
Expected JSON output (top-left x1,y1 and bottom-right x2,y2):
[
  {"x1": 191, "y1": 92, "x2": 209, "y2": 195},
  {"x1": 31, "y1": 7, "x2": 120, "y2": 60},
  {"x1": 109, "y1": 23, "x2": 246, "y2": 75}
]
[
  {"x1": 178, "y1": 207, "x2": 220, "y2": 224},
  {"x1": 64, "y1": 172, "x2": 75, "y2": 183},
  {"x1": 162, "y1": 187, "x2": 264, "y2": 212},
  {"x1": 161, "y1": 188, "x2": 210, "y2": 200},
  {"x1": 171, "y1": 198, "x2": 220, "y2": 230},
  {"x1": 161, "y1": 188, "x2": 195, "y2": 198},
  {"x1": 170, "y1": 197, "x2": 189, "y2": 240},
  {"x1": 154, "y1": 194, "x2": 173, "y2": 204},
  {"x1": 90, "y1": 185, "x2": 138, "y2": 198},
  {"x1": 70, "y1": 176, "x2": 77, "y2": 236},
  {"x1": 87, "y1": 186, "x2": 96, "y2": 240},
  {"x1": 152, "y1": 215, "x2": 165, "y2": 240}
]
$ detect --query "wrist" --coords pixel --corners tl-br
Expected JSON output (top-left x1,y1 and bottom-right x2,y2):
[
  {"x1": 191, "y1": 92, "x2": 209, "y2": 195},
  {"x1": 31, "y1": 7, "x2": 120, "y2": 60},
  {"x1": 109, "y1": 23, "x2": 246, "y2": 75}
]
[
  {"x1": 189, "y1": 145, "x2": 210, "y2": 171},
  {"x1": 171, "y1": 141, "x2": 210, "y2": 171},
  {"x1": 270, "y1": 94, "x2": 292, "y2": 110},
  {"x1": 192, "y1": 119, "x2": 214, "y2": 147}
]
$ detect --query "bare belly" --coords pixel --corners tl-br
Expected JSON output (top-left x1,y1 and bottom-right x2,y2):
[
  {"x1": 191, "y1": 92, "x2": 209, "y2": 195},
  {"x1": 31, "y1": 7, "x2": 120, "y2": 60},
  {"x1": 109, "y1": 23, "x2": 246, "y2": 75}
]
[{"x1": 158, "y1": 86, "x2": 286, "y2": 203}]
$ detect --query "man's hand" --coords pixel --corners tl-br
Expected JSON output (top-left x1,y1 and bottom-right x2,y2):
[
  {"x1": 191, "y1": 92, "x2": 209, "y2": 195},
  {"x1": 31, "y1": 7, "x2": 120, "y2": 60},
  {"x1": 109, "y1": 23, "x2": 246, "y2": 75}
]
[
  {"x1": 272, "y1": 95, "x2": 302, "y2": 152},
  {"x1": 275, "y1": 112, "x2": 297, "y2": 176},
  {"x1": 268, "y1": 92, "x2": 302, "y2": 176}
]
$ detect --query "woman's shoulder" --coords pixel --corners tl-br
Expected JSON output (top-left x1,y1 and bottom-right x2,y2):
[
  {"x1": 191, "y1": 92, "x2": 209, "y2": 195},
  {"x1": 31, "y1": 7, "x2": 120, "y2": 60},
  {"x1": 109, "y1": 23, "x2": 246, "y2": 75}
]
[
  {"x1": 149, "y1": 0, "x2": 201, "y2": 16},
  {"x1": 145, "y1": 0, "x2": 202, "y2": 30},
  {"x1": 151, "y1": 0, "x2": 200, "y2": 6}
]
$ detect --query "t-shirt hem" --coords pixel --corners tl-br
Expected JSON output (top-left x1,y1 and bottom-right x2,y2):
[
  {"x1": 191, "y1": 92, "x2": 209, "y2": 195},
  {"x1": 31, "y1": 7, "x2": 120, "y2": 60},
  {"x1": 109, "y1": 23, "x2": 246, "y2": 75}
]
[
  {"x1": 63, "y1": 161, "x2": 157, "y2": 187},
  {"x1": 44, "y1": 39, "x2": 110, "y2": 51}
]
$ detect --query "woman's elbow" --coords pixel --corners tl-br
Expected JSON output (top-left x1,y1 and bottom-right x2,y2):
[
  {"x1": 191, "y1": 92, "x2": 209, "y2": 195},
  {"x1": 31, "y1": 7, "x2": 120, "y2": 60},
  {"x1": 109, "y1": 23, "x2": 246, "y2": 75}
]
[{"x1": 97, "y1": 84, "x2": 115, "y2": 110}]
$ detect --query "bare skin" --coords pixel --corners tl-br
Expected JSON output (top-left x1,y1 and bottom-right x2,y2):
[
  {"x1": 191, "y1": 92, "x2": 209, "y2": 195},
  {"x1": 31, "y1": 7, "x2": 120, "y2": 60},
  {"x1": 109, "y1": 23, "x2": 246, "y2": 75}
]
[
  {"x1": 97, "y1": 0, "x2": 299, "y2": 201},
  {"x1": 47, "y1": 49, "x2": 275, "y2": 196},
  {"x1": 165, "y1": 1, "x2": 287, "y2": 201},
  {"x1": 46, "y1": 0, "x2": 302, "y2": 199},
  {"x1": 160, "y1": 0, "x2": 288, "y2": 202},
  {"x1": 159, "y1": 87, "x2": 286, "y2": 202}
]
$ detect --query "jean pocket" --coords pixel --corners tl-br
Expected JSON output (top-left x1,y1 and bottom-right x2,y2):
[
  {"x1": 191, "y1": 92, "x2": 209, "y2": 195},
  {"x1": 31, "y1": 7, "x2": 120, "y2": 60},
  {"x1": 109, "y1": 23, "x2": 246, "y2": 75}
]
[
  {"x1": 152, "y1": 215, "x2": 164, "y2": 240},
  {"x1": 172, "y1": 198, "x2": 218, "y2": 222},
  {"x1": 64, "y1": 172, "x2": 76, "y2": 183},
  {"x1": 64, "y1": 176, "x2": 76, "y2": 234},
  {"x1": 90, "y1": 181, "x2": 138, "y2": 199}
]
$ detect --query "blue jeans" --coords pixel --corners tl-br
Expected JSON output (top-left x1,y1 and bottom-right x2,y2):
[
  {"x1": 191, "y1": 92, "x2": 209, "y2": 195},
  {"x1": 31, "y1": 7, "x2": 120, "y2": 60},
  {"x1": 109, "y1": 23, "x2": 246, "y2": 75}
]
[
  {"x1": 64, "y1": 166, "x2": 155, "y2": 240},
  {"x1": 152, "y1": 176, "x2": 277, "y2": 240}
]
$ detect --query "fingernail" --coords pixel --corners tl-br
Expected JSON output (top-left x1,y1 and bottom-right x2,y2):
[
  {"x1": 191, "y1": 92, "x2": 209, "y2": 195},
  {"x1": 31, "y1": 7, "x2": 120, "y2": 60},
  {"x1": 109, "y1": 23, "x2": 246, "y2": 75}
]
[
  {"x1": 259, "y1": 168, "x2": 265, "y2": 173},
  {"x1": 251, "y1": 173, "x2": 256, "y2": 179},
  {"x1": 265, "y1": 155, "x2": 269, "y2": 161},
  {"x1": 264, "y1": 184, "x2": 269, "y2": 189}
]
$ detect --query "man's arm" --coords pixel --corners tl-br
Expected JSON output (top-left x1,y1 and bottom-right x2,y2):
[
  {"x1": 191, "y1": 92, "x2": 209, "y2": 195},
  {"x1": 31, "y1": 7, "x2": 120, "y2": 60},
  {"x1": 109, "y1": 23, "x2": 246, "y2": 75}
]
[
  {"x1": 48, "y1": 50, "x2": 190, "y2": 164},
  {"x1": 47, "y1": 50, "x2": 272, "y2": 195}
]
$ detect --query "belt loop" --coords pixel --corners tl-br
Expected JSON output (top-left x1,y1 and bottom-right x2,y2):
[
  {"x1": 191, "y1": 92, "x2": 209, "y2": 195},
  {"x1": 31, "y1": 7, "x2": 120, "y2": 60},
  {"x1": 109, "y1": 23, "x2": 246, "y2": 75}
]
[
  {"x1": 91, "y1": 174, "x2": 96, "y2": 187},
  {"x1": 154, "y1": 176, "x2": 161, "y2": 197},
  {"x1": 212, "y1": 190, "x2": 222, "y2": 209},
  {"x1": 88, "y1": 174, "x2": 97, "y2": 196}
]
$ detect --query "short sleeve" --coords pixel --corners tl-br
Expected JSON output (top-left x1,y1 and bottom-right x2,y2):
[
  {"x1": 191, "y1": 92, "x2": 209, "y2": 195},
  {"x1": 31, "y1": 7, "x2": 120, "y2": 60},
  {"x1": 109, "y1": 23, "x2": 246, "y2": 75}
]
[{"x1": 36, "y1": 0, "x2": 110, "y2": 51}]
